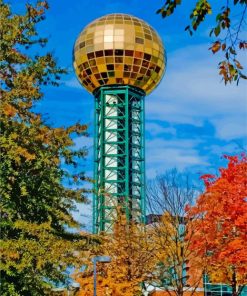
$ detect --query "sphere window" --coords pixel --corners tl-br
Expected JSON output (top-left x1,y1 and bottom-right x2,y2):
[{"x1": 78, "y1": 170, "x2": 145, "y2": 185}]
[
  {"x1": 79, "y1": 42, "x2": 85, "y2": 48},
  {"x1": 104, "y1": 50, "x2": 113, "y2": 56},
  {"x1": 115, "y1": 50, "x2": 124, "y2": 56},
  {"x1": 104, "y1": 36, "x2": 113, "y2": 42},
  {"x1": 125, "y1": 50, "x2": 134, "y2": 56},
  {"x1": 135, "y1": 37, "x2": 144, "y2": 44},
  {"x1": 95, "y1": 51, "x2": 104, "y2": 57},
  {"x1": 115, "y1": 57, "x2": 123, "y2": 63},
  {"x1": 107, "y1": 64, "x2": 114, "y2": 70}
]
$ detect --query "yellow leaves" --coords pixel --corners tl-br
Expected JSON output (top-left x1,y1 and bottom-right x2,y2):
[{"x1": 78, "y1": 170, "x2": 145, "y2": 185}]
[
  {"x1": 11, "y1": 132, "x2": 18, "y2": 140},
  {"x1": 16, "y1": 146, "x2": 35, "y2": 162},
  {"x1": 76, "y1": 216, "x2": 155, "y2": 296}
]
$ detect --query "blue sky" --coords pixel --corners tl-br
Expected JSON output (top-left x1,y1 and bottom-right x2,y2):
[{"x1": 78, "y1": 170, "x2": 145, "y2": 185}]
[{"x1": 11, "y1": 1, "x2": 247, "y2": 228}]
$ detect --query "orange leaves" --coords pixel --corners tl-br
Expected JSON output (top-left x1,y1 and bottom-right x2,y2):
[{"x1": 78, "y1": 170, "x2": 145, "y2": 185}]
[
  {"x1": 37, "y1": 1, "x2": 49, "y2": 9},
  {"x1": 208, "y1": 40, "x2": 246, "y2": 84},
  {"x1": 209, "y1": 41, "x2": 221, "y2": 54},
  {"x1": 187, "y1": 154, "x2": 247, "y2": 287},
  {"x1": 234, "y1": 59, "x2": 243, "y2": 70},
  {"x1": 2, "y1": 103, "x2": 17, "y2": 117}
]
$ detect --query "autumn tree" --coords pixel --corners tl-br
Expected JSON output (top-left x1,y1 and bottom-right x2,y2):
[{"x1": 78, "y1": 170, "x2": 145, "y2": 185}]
[
  {"x1": 76, "y1": 214, "x2": 157, "y2": 296},
  {"x1": 146, "y1": 170, "x2": 203, "y2": 296},
  {"x1": 0, "y1": 1, "x2": 92, "y2": 295},
  {"x1": 187, "y1": 154, "x2": 247, "y2": 296},
  {"x1": 157, "y1": 0, "x2": 247, "y2": 84}
]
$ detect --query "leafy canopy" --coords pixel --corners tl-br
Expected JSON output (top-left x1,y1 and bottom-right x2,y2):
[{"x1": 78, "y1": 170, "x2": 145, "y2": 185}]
[
  {"x1": 187, "y1": 154, "x2": 247, "y2": 295},
  {"x1": 0, "y1": 1, "x2": 91, "y2": 295},
  {"x1": 76, "y1": 214, "x2": 156, "y2": 296}
]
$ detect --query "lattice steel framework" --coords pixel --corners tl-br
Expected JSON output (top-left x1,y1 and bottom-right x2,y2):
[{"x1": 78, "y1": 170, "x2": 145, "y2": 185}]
[{"x1": 93, "y1": 85, "x2": 146, "y2": 233}]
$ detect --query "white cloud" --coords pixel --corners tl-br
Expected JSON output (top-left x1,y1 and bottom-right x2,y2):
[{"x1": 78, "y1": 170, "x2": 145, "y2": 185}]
[
  {"x1": 146, "y1": 44, "x2": 247, "y2": 139},
  {"x1": 146, "y1": 138, "x2": 208, "y2": 178},
  {"x1": 146, "y1": 122, "x2": 176, "y2": 136},
  {"x1": 64, "y1": 77, "x2": 82, "y2": 89},
  {"x1": 211, "y1": 116, "x2": 247, "y2": 140}
]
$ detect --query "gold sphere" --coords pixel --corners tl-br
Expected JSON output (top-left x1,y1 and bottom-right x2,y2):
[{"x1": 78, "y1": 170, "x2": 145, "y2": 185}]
[{"x1": 73, "y1": 13, "x2": 166, "y2": 94}]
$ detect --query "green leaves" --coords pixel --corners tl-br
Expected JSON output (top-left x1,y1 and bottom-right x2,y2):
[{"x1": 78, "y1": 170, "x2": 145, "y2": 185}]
[
  {"x1": 156, "y1": 0, "x2": 182, "y2": 18},
  {"x1": 189, "y1": 0, "x2": 212, "y2": 32},
  {"x1": 214, "y1": 25, "x2": 221, "y2": 37}
]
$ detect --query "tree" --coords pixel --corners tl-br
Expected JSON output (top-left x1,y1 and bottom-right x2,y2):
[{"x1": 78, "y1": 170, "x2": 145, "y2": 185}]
[
  {"x1": 157, "y1": 0, "x2": 247, "y2": 84},
  {"x1": 76, "y1": 214, "x2": 156, "y2": 296},
  {"x1": 187, "y1": 154, "x2": 247, "y2": 296},
  {"x1": 0, "y1": 1, "x2": 92, "y2": 294},
  {"x1": 147, "y1": 170, "x2": 203, "y2": 296}
]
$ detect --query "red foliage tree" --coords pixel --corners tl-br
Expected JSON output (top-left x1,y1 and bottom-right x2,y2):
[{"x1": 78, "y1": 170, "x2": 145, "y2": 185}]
[{"x1": 187, "y1": 154, "x2": 247, "y2": 296}]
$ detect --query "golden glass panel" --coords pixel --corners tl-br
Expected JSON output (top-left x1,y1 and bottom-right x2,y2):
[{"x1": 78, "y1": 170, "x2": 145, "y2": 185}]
[
  {"x1": 86, "y1": 39, "x2": 93, "y2": 45},
  {"x1": 152, "y1": 49, "x2": 159, "y2": 57},
  {"x1": 86, "y1": 33, "x2": 94, "y2": 39},
  {"x1": 115, "y1": 29, "x2": 124, "y2": 35},
  {"x1": 86, "y1": 46, "x2": 94, "y2": 53},
  {"x1": 96, "y1": 57, "x2": 105, "y2": 64},
  {"x1": 114, "y1": 42, "x2": 124, "y2": 49},
  {"x1": 95, "y1": 29, "x2": 104, "y2": 36},
  {"x1": 144, "y1": 48, "x2": 152, "y2": 55},
  {"x1": 105, "y1": 24, "x2": 114, "y2": 30},
  {"x1": 157, "y1": 60, "x2": 163, "y2": 67},
  {"x1": 94, "y1": 44, "x2": 104, "y2": 51},
  {"x1": 114, "y1": 36, "x2": 124, "y2": 42},
  {"x1": 125, "y1": 44, "x2": 135, "y2": 50},
  {"x1": 94, "y1": 37, "x2": 103, "y2": 44},
  {"x1": 104, "y1": 42, "x2": 113, "y2": 49},
  {"x1": 98, "y1": 64, "x2": 107, "y2": 72},
  {"x1": 91, "y1": 67, "x2": 98, "y2": 73},
  {"x1": 106, "y1": 57, "x2": 114, "y2": 63},
  {"x1": 115, "y1": 64, "x2": 123, "y2": 71},
  {"x1": 124, "y1": 57, "x2": 133, "y2": 64},
  {"x1": 115, "y1": 71, "x2": 123, "y2": 78},
  {"x1": 89, "y1": 59, "x2": 96, "y2": 66},
  {"x1": 125, "y1": 35, "x2": 135, "y2": 43},
  {"x1": 104, "y1": 35, "x2": 113, "y2": 42},
  {"x1": 73, "y1": 13, "x2": 166, "y2": 94}
]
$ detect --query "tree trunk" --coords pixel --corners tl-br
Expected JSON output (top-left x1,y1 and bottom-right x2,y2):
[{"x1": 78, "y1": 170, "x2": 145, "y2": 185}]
[
  {"x1": 231, "y1": 269, "x2": 237, "y2": 296},
  {"x1": 177, "y1": 286, "x2": 184, "y2": 296}
]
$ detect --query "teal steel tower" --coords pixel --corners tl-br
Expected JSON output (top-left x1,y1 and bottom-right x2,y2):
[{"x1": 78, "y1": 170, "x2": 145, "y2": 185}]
[{"x1": 73, "y1": 14, "x2": 166, "y2": 233}]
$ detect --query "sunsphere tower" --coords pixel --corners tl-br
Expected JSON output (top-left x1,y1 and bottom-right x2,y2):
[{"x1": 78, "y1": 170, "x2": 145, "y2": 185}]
[{"x1": 73, "y1": 13, "x2": 166, "y2": 233}]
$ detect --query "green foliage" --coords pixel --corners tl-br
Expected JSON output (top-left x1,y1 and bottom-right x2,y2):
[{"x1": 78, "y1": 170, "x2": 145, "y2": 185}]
[
  {"x1": 0, "y1": 1, "x2": 92, "y2": 294},
  {"x1": 157, "y1": 0, "x2": 247, "y2": 84}
]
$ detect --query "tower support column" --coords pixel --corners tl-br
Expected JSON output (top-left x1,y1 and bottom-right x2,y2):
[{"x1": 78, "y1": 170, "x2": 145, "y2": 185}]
[{"x1": 93, "y1": 85, "x2": 146, "y2": 233}]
